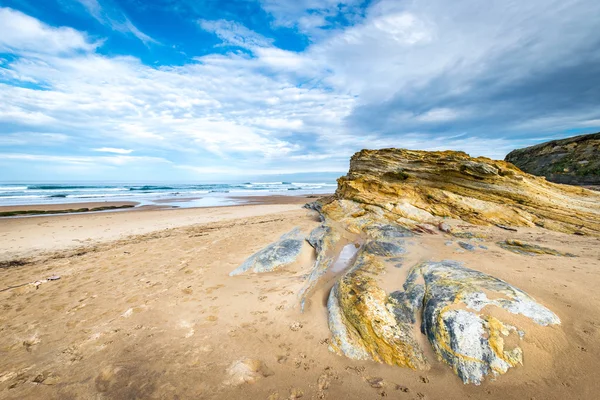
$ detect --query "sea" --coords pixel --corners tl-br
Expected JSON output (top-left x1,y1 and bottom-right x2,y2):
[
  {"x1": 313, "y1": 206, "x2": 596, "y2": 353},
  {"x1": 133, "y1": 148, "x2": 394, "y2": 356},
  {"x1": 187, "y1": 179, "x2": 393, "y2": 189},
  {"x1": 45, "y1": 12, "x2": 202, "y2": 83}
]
[{"x1": 0, "y1": 182, "x2": 337, "y2": 209}]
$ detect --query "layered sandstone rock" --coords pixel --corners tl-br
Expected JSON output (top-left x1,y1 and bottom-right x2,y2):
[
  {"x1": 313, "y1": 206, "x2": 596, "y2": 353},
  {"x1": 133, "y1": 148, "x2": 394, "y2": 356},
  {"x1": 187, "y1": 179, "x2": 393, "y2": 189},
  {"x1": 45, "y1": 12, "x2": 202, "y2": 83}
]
[{"x1": 336, "y1": 148, "x2": 600, "y2": 235}]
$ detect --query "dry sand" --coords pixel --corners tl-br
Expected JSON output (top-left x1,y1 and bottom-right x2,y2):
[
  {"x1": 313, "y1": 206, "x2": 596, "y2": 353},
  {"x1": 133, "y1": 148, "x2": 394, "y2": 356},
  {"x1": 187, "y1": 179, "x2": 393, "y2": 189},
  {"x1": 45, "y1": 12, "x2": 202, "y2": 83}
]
[
  {"x1": 0, "y1": 197, "x2": 311, "y2": 261},
  {"x1": 1, "y1": 199, "x2": 600, "y2": 399}
]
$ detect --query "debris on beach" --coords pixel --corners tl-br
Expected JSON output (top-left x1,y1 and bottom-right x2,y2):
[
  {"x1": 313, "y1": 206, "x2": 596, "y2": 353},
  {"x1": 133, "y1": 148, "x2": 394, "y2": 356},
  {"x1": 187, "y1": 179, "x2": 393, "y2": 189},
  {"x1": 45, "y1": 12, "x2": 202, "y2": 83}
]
[
  {"x1": 224, "y1": 358, "x2": 274, "y2": 386},
  {"x1": 458, "y1": 241, "x2": 476, "y2": 251}
]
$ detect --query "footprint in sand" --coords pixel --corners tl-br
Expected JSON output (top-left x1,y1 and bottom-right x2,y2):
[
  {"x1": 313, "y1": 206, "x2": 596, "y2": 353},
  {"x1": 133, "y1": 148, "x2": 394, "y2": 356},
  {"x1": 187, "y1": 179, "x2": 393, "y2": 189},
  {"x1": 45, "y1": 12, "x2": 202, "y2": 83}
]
[
  {"x1": 317, "y1": 367, "x2": 338, "y2": 399},
  {"x1": 288, "y1": 388, "x2": 304, "y2": 399},
  {"x1": 289, "y1": 321, "x2": 303, "y2": 331}
]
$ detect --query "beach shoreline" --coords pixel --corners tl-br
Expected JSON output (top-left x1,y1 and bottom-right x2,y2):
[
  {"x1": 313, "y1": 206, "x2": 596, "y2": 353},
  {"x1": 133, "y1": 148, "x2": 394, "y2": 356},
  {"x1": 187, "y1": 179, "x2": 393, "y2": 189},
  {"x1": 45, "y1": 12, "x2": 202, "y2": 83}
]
[
  {"x1": 0, "y1": 196, "x2": 327, "y2": 262},
  {"x1": 0, "y1": 194, "x2": 330, "y2": 219},
  {"x1": 0, "y1": 182, "x2": 338, "y2": 210}
]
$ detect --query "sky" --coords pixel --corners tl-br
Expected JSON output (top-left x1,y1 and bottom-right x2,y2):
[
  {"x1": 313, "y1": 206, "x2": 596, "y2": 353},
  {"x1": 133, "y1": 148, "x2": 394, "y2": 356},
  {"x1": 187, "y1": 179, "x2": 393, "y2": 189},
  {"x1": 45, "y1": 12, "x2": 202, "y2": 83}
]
[{"x1": 0, "y1": 0, "x2": 599, "y2": 182}]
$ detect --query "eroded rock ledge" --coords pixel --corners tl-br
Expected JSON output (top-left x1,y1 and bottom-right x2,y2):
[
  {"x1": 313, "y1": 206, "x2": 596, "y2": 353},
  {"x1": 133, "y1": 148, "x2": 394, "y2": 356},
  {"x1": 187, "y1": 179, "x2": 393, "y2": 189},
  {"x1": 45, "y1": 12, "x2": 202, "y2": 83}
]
[{"x1": 337, "y1": 148, "x2": 600, "y2": 235}]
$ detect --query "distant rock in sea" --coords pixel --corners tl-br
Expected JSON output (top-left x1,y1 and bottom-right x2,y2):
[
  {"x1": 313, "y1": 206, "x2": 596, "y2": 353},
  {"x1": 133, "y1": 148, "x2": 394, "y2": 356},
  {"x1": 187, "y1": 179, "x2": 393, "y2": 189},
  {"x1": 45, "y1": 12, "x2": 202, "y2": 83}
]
[{"x1": 505, "y1": 132, "x2": 600, "y2": 186}]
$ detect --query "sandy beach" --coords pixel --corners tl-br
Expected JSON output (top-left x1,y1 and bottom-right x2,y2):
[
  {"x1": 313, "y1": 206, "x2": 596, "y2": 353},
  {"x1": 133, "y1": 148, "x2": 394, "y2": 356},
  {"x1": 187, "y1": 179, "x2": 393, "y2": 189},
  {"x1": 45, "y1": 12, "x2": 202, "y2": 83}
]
[
  {"x1": 1, "y1": 195, "x2": 599, "y2": 399},
  {"x1": 0, "y1": 196, "x2": 313, "y2": 261},
  {"x1": 3, "y1": 1, "x2": 599, "y2": 398}
]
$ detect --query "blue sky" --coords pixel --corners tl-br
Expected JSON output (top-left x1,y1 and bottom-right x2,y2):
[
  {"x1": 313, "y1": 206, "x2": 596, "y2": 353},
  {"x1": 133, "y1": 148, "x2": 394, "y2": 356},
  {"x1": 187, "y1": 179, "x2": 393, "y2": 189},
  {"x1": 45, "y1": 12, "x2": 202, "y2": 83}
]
[{"x1": 0, "y1": 0, "x2": 599, "y2": 182}]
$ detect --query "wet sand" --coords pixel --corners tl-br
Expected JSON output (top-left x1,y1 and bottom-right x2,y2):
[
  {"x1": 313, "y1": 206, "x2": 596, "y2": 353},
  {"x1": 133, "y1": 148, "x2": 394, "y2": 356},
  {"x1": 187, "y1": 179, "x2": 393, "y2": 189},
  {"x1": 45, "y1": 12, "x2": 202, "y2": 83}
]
[
  {"x1": 0, "y1": 201, "x2": 140, "y2": 213},
  {"x1": 0, "y1": 195, "x2": 319, "y2": 216},
  {"x1": 1, "y1": 201, "x2": 600, "y2": 399}
]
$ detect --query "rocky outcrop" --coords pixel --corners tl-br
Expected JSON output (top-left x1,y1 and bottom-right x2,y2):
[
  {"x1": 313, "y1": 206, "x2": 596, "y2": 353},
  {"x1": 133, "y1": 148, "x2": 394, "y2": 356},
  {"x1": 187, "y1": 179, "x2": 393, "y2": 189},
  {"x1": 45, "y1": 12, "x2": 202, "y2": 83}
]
[
  {"x1": 316, "y1": 149, "x2": 598, "y2": 383},
  {"x1": 328, "y1": 257, "x2": 560, "y2": 384},
  {"x1": 505, "y1": 132, "x2": 600, "y2": 186},
  {"x1": 316, "y1": 196, "x2": 563, "y2": 384},
  {"x1": 231, "y1": 148, "x2": 600, "y2": 385},
  {"x1": 336, "y1": 148, "x2": 600, "y2": 235},
  {"x1": 229, "y1": 228, "x2": 304, "y2": 276}
]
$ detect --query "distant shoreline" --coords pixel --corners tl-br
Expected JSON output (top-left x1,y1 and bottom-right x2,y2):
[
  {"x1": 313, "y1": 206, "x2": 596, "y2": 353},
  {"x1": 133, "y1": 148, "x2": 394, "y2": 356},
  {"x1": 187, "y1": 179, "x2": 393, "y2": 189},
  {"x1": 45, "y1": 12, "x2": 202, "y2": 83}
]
[
  {"x1": 0, "y1": 194, "x2": 331, "y2": 218},
  {"x1": 0, "y1": 182, "x2": 337, "y2": 210}
]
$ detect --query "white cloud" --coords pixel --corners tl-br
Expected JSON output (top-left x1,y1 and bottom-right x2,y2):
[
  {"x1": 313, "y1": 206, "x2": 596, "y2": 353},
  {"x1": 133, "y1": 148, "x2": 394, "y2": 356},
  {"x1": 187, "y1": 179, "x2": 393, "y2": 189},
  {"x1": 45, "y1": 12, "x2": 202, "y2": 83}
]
[
  {"x1": 259, "y1": 0, "x2": 365, "y2": 37},
  {"x1": 198, "y1": 19, "x2": 272, "y2": 48},
  {"x1": 0, "y1": 153, "x2": 170, "y2": 166},
  {"x1": 0, "y1": 132, "x2": 69, "y2": 146},
  {"x1": 0, "y1": 8, "x2": 353, "y2": 175},
  {"x1": 0, "y1": 8, "x2": 97, "y2": 55},
  {"x1": 416, "y1": 108, "x2": 462, "y2": 122},
  {"x1": 93, "y1": 147, "x2": 133, "y2": 154}
]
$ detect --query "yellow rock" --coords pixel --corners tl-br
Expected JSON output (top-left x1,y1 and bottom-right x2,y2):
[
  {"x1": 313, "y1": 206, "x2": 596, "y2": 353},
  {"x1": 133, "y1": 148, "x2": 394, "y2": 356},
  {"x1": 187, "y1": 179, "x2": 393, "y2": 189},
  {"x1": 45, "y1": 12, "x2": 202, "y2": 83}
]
[{"x1": 331, "y1": 149, "x2": 600, "y2": 235}]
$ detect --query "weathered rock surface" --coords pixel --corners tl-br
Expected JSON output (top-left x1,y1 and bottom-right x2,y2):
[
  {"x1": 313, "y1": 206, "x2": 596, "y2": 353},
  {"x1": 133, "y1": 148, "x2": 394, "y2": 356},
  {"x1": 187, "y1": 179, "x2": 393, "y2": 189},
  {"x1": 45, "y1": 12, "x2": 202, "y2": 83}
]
[
  {"x1": 505, "y1": 132, "x2": 600, "y2": 186},
  {"x1": 336, "y1": 148, "x2": 600, "y2": 235},
  {"x1": 497, "y1": 239, "x2": 575, "y2": 257},
  {"x1": 315, "y1": 149, "x2": 580, "y2": 383},
  {"x1": 229, "y1": 228, "x2": 304, "y2": 276},
  {"x1": 327, "y1": 246, "x2": 428, "y2": 370},
  {"x1": 406, "y1": 261, "x2": 559, "y2": 384},
  {"x1": 231, "y1": 149, "x2": 594, "y2": 385},
  {"x1": 327, "y1": 249, "x2": 560, "y2": 384}
]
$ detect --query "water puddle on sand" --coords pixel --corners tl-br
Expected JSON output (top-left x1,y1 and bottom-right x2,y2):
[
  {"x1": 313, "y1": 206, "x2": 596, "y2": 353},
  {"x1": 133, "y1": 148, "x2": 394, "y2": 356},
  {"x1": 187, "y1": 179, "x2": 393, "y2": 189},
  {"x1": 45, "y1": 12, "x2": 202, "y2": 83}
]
[
  {"x1": 330, "y1": 243, "x2": 361, "y2": 273},
  {"x1": 305, "y1": 238, "x2": 363, "y2": 309}
]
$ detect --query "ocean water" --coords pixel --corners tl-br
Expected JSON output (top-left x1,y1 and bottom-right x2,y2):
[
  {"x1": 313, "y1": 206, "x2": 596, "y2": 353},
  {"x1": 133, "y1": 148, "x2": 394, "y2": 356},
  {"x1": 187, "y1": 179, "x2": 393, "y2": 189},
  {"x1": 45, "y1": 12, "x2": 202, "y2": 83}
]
[{"x1": 0, "y1": 182, "x2": 337, "y2": 209}]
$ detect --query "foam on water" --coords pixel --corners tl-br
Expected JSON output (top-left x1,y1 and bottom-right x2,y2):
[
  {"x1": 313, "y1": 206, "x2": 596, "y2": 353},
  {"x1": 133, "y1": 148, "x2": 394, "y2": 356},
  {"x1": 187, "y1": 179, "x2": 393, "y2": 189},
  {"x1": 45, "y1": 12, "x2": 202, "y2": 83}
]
[{"x1": 0, "y1": 182, "x2": 336, "y2": 208}]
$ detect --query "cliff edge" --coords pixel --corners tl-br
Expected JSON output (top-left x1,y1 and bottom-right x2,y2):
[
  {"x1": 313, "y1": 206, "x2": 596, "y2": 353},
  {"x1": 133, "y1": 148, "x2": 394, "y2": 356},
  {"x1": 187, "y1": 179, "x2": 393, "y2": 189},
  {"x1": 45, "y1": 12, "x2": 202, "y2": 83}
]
[{"x1": 505, "y1": 132, "x2": 600, "y2": 186}]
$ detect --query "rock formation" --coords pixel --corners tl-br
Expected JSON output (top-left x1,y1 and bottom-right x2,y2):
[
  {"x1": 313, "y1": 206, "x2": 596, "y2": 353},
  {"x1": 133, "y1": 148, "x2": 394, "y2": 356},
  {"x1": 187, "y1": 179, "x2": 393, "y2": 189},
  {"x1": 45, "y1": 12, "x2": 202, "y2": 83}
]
[
  {"x1": 229, "y1": 228, "x2": 304, "y2": 276},
  {"x1": 505, "y1": 132, "x2": 600, "y2": 186},
  {"x1": 328, "y1": 257, "x2": 560, "y2": 384},
  {"x1": 336, "y1": 148, "x2": 600, "y2": 235},
  {"x1": 231, "y1": 148, "x2": 600, "y2": 385},
  {"x1": 310, "y1": 195, "x2": 565, "y2": 384},
  {"x1": 497, "y1": 239, "x2": 576, "y2": 257}
]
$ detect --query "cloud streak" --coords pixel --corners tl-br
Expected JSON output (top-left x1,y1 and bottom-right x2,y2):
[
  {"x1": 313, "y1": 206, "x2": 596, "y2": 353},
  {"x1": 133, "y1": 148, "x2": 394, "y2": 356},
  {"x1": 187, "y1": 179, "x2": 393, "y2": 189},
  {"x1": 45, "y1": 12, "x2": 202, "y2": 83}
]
[
  {"x1": 72, "y1": 0, "x2": 158, "y2": 45},
  {"x1": 93, "y1": 147, "x2": 133, "y2": 154}
]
